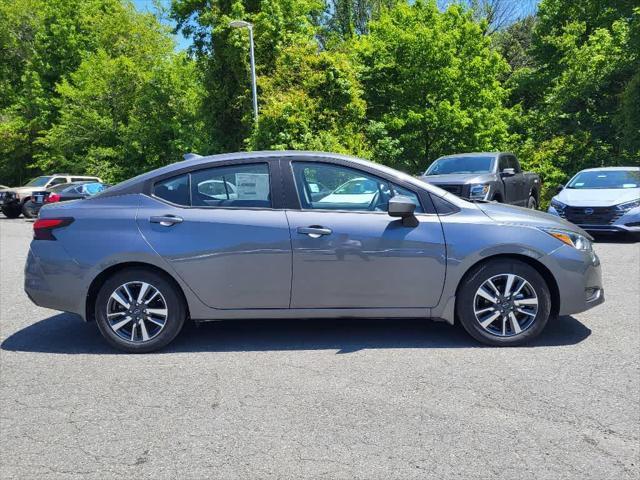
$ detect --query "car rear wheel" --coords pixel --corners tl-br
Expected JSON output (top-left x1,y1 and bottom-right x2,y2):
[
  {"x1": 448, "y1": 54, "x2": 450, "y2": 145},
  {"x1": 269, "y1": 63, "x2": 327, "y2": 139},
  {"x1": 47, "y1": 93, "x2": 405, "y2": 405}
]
[
  {"x1": 456, "y1": 259, "x2": 551, "y2": 346},
  {"x1": 527, "y1": 196, "x2": 537, "y2": 209},
  {"x1": 1, "y1": 204, "x2": 22, "y2": 218},
  {"x1": 95, "y1": 268, "x2": 186, "y2": 353}
]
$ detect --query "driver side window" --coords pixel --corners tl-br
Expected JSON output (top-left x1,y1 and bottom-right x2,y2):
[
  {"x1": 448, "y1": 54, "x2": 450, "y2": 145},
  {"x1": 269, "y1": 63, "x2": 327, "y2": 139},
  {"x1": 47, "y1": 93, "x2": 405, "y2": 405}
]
[{"x1": 292, "y1": 162, "x2": 422, "y2": 213}]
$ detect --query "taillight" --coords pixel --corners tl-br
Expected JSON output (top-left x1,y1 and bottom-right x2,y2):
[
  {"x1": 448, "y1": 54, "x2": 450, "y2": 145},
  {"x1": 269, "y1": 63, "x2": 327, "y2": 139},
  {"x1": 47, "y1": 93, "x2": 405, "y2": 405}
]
[
  {"x1": 45, "y1": 193, "x2": 61, "y2": 203},
  {"x1": 33, "y1": 217, "x2": 74, "y2": 240}
]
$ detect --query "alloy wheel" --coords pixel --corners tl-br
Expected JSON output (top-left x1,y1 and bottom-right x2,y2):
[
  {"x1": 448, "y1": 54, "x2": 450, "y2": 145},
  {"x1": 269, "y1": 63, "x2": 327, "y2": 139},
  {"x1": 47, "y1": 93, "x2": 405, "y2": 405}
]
[
  {"x1": 473, "y1": 273, "x2": 538, "y2": 337},
  {"x1": 106, "y1": 281, "x2": 168, "y2": 343}
]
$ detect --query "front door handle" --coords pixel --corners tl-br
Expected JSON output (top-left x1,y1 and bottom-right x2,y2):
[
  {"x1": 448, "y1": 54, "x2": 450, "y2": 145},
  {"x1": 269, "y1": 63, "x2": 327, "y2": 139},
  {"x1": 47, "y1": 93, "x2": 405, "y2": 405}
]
[
  {"x1": 297, "y1": 226, "x2": 332, "y2": 238},
  {"x1": 150, "y1": 215, "x2": 183, "y2": 227}
]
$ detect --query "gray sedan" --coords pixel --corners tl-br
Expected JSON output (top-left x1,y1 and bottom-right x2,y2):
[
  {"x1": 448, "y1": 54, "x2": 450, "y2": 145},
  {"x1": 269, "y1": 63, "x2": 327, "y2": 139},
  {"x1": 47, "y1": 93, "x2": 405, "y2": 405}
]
[{"x1": 25, "y1": 151, "x2": 604, "y2": 352}]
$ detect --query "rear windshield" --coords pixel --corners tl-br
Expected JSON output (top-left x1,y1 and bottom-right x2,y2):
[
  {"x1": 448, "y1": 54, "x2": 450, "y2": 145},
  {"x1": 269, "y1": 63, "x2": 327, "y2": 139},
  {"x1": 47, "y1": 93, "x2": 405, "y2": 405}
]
[
  {"x1": 567, "y1": 170, "x2": 640, "y2": 189},
  {"x1": 425, "y1": 156, "x2": 495, "y2": 175}
]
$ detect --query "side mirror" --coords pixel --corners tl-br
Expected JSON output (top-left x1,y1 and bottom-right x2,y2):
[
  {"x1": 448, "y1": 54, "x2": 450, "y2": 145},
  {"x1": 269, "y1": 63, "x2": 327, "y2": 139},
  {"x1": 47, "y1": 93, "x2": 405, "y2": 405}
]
[
  {"x1": 556, "y1": 184, "x2": 565, "y2": 193},
  {"x1": 388, "y1": 195, "x2": 417, "y2": 226},
  {"x1": 501, "y1": 168, "x2": 516, "y2": 177}
]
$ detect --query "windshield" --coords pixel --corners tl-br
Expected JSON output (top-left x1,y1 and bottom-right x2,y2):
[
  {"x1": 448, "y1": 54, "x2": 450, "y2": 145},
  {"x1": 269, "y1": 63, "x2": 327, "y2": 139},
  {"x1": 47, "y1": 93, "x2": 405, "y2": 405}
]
[
  {"x1": 567, "y1": 170, "x2": 640, "y2": 189},
  {"x1": 25, "y1": 176, "x2": 52, "y2": 187},
  {"x1": 425, "y1": 156, "x2": 495, "y2": 175}
]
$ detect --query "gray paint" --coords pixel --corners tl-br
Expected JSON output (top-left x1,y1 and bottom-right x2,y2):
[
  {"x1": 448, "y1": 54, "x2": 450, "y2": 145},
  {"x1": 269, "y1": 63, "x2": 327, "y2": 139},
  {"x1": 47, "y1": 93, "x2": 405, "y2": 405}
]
[{"x1": 25, "y1": 151, "x2": 604, "y2": 328}]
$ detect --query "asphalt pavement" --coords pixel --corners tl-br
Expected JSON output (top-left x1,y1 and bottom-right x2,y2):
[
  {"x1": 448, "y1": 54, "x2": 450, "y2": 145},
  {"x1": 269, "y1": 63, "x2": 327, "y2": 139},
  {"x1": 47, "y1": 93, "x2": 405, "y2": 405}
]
[{"x1": 0, "y1": 217, "x2": 638, "y2": 479}]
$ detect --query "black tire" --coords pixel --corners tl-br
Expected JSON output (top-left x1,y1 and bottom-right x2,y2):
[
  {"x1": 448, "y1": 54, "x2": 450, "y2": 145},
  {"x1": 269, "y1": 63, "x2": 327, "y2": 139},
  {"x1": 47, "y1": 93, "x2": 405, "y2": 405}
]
[
  {"x1": 456, "y1": 259, "x2": 551, "y2": 346},
  {"x1": 1, "y1": 204, "x2": 21, "y2": 218},
  {"x1": 527, "y1": 196, "x2": 537, "y2": 210},
  {"x1": 22, "y1": 200, "x2": 36, "y2": 218},
  {"x1": 95, "y1": 268, "x2": 186, "y2": 353}
]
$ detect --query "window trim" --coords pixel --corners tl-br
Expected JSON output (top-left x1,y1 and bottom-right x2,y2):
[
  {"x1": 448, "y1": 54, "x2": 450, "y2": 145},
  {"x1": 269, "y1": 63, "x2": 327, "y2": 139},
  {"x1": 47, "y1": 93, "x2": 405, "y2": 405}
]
[
  {"x1": 289, "y1": 159, "x2": 431, "y2": 215},
  {"x1": 151, "y1": 161, "x2": 277, "y2": 211}
]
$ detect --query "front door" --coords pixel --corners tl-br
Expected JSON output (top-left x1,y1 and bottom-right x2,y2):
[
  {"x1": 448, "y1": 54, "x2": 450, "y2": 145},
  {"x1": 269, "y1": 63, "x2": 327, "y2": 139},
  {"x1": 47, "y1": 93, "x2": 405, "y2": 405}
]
[
  {"x1": 137, "y1": 162, "x2": 292, "y2": 310},
  {"x1": 286, "y1": 161, "x2": 446, "y2": 309}
]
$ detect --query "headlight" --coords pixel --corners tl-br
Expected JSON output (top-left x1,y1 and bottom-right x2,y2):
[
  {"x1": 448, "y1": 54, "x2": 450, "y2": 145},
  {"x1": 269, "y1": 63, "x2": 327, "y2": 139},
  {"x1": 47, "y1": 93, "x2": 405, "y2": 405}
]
[
  {"x1": 540, "y1": 227, "x2": 592, "y2": 251},
  {"x1": 550, "y1": 198, "x2": 566, "y2": 210},
  {"x1": 616, "y1": 199, "x2": 640, "y2": 212},
  {"x1": 469, "y1": 184, "x2": 490, "y2": 199}
]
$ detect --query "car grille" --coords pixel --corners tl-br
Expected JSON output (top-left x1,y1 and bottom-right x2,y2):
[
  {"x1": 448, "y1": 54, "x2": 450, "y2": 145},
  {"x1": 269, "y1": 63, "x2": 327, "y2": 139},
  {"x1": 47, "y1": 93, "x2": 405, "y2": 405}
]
[
  {"x1": 559, "y1": 206, "x2": 622, "y2": 225},
  {"x1": 435, "y1": 184, "x2": 464, "y2": 196}
]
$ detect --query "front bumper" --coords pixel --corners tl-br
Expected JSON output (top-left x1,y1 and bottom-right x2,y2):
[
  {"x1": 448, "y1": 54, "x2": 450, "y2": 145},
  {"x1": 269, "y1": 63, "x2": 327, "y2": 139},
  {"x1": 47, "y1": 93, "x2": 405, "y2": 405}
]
[
  {"x1": 542, "y1": 244, "x2": 605, "y2": 316},
  {"x1": 548, "y1": 206, "x2": 640, "y2": 234}
]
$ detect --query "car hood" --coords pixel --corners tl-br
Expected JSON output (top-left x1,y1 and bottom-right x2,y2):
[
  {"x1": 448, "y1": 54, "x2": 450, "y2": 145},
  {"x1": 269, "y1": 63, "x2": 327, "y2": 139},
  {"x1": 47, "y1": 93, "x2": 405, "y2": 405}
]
[
  {"x1": 475, "y1": 201, "x2": 589, "y2": 236},
  {"x1": 420, "y1": 173, "x2": 494, "y2": 185},
  {"x1": 0, "y1": 186, "x2": 39, "y2": 196},
  {"x1": 556, "y1": 187, "x2": 640, "y2": 207}
]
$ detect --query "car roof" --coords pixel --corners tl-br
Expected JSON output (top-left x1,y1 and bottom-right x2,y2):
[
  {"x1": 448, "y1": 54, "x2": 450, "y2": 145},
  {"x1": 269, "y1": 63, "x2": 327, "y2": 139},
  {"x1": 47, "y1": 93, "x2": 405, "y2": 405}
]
[
  {"x1": 436, "y1": 152, "x2": 506, "y2": 159},
  {"x1": 102, "y1": 151, "x2": 417, "y2": 194},
  {"x1": 577, "y1": 166, "x2": 640, "y2": 172}
]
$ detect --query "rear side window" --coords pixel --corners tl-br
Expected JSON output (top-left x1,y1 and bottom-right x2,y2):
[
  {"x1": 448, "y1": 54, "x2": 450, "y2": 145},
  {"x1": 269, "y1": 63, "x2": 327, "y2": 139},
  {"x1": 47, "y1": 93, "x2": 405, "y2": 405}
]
[
  {"x1": 154, "y1": 174, "x2": 190, "y2": 206},
  {"x1": 190, "y1": 163, "x2": 271, "y2": 208},
  {"x1": 48, "y1": 177, "x2": 67, "y2": 186}
]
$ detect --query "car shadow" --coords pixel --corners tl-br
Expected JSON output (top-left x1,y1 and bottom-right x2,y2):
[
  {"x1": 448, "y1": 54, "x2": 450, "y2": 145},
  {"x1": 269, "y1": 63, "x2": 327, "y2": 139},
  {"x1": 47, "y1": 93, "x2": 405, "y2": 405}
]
[{"x1": 1, "y1": 313, "x2": 591, "y2": 355}]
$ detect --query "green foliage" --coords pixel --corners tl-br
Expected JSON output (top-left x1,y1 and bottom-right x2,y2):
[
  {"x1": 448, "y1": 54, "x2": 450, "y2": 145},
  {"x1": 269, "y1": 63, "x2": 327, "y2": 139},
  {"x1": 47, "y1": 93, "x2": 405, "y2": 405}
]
[
  {"x1": 248, "y1": 43, "x2": 370, "y2": 155},
  {"x1": 356, "y1": 0, "x2": 513, "y2": 173},
  {"x1": 0, "y1": 0, "x2": 205, "y2": 184},
  {"x1": 1, "y1": 0, "x2": 638, "y2": 194}
]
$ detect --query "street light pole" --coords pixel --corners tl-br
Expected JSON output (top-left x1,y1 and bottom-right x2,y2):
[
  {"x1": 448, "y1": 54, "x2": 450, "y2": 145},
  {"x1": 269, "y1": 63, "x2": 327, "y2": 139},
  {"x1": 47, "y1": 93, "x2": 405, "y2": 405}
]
[{"x1": 229, "y1": 20, "x2": 258, "y2": 124}]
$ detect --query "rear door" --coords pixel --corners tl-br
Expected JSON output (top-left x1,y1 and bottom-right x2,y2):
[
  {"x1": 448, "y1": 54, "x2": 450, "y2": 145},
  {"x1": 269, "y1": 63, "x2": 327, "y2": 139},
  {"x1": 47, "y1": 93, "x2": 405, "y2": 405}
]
[
  {"x1": 137, "y1": 160, "x2": 292, "y2": 309},
  {"x1": 284, "y1": 159, "x2": 446, "y2": 309}
]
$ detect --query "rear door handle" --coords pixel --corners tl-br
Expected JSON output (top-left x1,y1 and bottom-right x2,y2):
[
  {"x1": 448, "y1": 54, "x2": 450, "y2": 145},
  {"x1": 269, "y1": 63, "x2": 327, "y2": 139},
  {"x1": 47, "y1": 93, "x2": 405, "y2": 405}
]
[
  {"x1": 297, "y1": 226, "x2": 332, "y2": 238},
  {"x1": 150, "y1": 215, "x2": 183, "y2": 227}
]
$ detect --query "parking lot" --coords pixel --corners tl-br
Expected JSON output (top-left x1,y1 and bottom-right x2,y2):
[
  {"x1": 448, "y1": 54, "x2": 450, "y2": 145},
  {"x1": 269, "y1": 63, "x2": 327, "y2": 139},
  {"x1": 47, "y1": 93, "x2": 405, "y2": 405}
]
[{"x1": 0, "y1": 217, "x2": 638, "y2": 479}]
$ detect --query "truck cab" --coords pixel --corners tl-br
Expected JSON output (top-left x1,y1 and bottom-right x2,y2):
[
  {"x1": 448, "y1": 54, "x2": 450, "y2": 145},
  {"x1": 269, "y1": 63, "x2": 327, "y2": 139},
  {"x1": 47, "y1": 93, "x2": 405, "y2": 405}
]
[{"x1": 420, "y1": 152, "x2": 540, "y2": 209}]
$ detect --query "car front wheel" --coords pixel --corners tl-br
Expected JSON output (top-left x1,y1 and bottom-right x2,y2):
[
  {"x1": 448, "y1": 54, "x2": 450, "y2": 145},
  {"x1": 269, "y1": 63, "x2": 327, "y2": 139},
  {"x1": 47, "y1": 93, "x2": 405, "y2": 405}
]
[
  {"x1": 456, "y1": 259, "x2": 551, "y2": 346},
  {"x1": 95, "y1": 268, "x2": 186, "y2": 353},
  {"x1": 527, "y1": 196, "x2": 537, "y2": 209},
  {"x1": 1, "y1": 204, "x2": 22, "y2": 218}
]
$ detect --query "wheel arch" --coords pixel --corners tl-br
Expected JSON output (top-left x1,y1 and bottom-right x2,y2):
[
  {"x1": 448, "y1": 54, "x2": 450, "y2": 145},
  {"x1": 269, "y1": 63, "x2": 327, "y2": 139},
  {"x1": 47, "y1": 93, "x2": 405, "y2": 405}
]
[
  {"x1": 455, "y1": 253, "x2": 560, "y2": 319},
  {"x1": 85, "y1": 262, "x2": 190, "y2": 322}
]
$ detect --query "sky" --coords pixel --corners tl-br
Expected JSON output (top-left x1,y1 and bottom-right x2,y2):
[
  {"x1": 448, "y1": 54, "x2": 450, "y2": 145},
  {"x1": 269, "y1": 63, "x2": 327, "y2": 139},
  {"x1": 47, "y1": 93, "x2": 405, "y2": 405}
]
[
  {"x1": 132, "y1": 0, "x2": 541, "y2": 51},
  {"x1": 132, "y1": 0, "x2": 191, "y2": 50}
]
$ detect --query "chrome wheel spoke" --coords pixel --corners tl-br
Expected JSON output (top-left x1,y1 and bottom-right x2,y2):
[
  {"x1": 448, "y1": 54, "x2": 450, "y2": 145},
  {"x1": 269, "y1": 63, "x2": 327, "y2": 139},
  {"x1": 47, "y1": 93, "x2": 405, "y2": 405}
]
[
  {"x1": 139, "y1": 320, "x2": 150, "y2": 341},
  {"x1": 514, "y1": 298, "x2": 537, "y2": 306},
  {"x1": 146, "y1": 316, "x2": 165, "y2": 327},
  {"x1": 146, "y1": 308, "x2": 168, "y2": 318},
  {"x1": 107, "y1": 281, "x2": 167, "y2": 344},
  {"x1": 473, "y1": 273, "x2": 538, "y2": 338},
  {"x1": 110, "y1": 291, "x2": 130, "y2": 310},
  {"x1": 509, "y1": 312, "x2": 522, "y2": 334},
  {"x1": 137, "y1": 282, "x2": 150, "y2": 303},
  {"x1": 112, "y1": 316, "x2": 133, "y2": 331},
  {"x1": 477, "y1": 287, "x2": 498, "y2": 305},
  {"x1": 480, "y1": 311, "x2": 501, "y2": 328},
  {"x1": 503, "y1": 274, "x2": 516, "y2": 296}
]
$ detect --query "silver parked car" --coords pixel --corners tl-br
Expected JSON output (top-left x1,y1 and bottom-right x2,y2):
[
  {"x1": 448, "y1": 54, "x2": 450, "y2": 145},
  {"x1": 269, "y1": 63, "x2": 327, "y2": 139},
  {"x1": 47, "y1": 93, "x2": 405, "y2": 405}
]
[
  {"x1": 548, "y1": 167, "x2": 640, "y2": 238},
  {"x1": 25, "y1": 151, "x2": 604, "y2": 352}
]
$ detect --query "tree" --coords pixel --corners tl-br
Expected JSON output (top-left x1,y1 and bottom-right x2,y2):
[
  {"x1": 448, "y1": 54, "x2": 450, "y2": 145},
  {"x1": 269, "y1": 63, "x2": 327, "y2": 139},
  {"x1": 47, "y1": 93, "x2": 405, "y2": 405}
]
[
  {"x1": 356, "y1": 0, "x2": 513, "y2": 173},
  {"x1": 170, "y1": 0, "x2": 324, "y2": 153},
  {"x1": 248, "y1": 43, "x2": 370, "y2": 155},
  {"x1": 0, "y1": 0, "x2": 205, "y2": 185}
]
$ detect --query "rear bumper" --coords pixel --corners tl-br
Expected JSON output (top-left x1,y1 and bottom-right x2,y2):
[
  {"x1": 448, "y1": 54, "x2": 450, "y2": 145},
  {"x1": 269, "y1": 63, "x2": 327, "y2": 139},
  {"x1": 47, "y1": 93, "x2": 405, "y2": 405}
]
[{"x1": 24, "y1": 243, "x2": 87, "y2": 319}]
